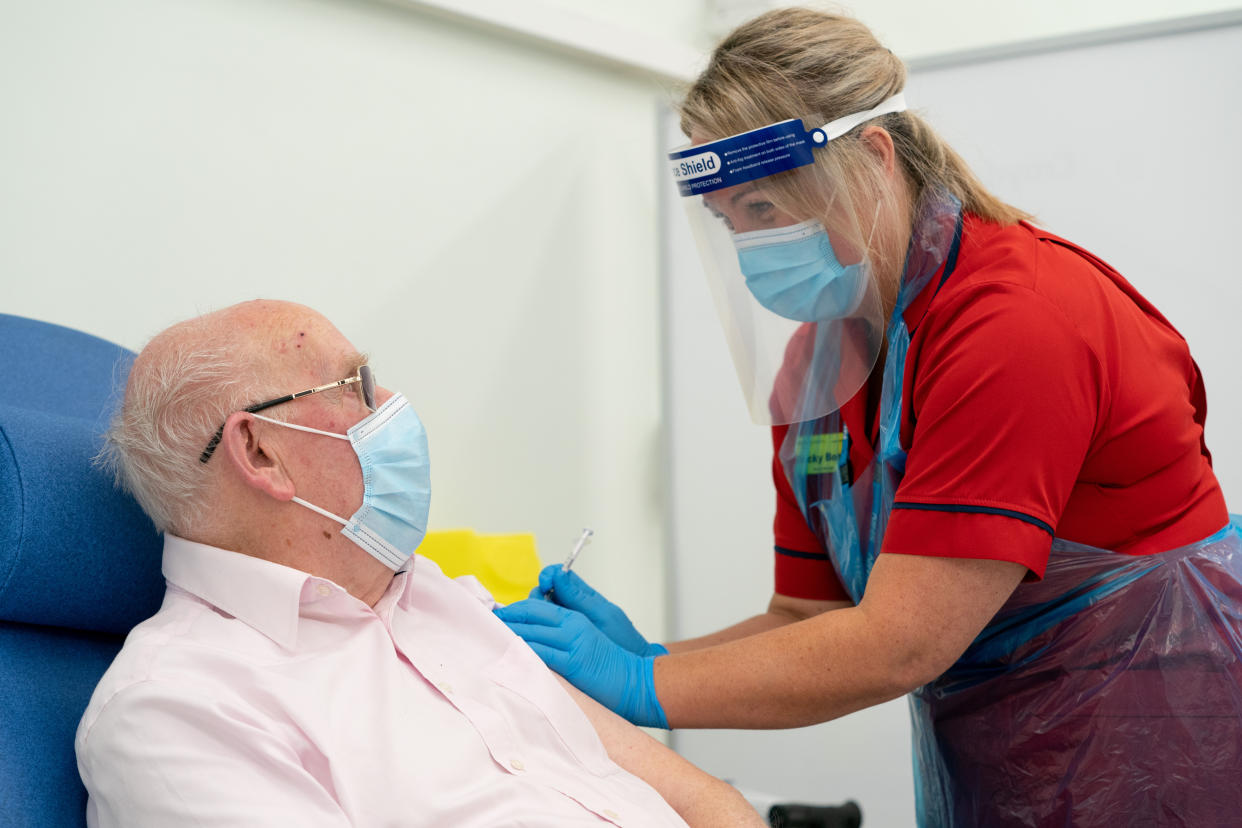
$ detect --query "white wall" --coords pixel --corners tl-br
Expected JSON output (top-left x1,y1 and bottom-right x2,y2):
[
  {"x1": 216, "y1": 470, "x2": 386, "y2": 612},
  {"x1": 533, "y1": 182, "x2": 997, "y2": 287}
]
[
  {"x1": 870, "y1": 0, "x2": 1242, "y2": 58},
  {"x1": 703, "y1": 0, "x2": 1242, "y2": 59},
  {"x1": 0, "y1": 0, "x2": 669, "y2": 639}
]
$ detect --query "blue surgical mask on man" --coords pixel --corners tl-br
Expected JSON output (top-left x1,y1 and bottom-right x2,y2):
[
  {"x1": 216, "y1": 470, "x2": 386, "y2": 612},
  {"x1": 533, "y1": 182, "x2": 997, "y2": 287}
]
[
  {"x1": 253, "y1": 394, "x2": 431, "y2": 571},
  {"x1": 733, "y1": 219, "x2": 867, "y2": 322}
]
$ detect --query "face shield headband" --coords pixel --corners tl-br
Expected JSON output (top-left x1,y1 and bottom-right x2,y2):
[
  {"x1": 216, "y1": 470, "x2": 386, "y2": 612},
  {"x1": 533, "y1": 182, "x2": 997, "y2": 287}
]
[
  {"x1": 667, "y1": 93, "x2": 907, "y2": 426},
  {"x1": 669, "y1": 94, "x2": 907, "y2": 199}
]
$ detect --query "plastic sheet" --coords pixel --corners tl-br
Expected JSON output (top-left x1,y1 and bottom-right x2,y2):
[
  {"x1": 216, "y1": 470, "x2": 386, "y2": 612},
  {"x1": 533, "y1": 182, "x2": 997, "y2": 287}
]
[{"x1": 910, "y1": 517, "x2": 1242, "y2": 826}]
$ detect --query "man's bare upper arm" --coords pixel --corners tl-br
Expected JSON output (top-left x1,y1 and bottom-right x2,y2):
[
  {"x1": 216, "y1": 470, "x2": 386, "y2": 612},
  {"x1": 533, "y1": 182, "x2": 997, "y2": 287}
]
[{"x1": 553, "y1": 676, "x2": 765, "y2": 827}]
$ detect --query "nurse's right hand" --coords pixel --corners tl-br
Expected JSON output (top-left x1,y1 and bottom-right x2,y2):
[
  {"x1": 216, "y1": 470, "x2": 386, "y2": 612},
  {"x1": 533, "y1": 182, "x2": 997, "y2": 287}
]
[
  {"x1": 494, "y1": 599, "x2": 668, "y2": 729},
  {"x1": 533, "y1": 565, "x2": 668, "y2": 658}
]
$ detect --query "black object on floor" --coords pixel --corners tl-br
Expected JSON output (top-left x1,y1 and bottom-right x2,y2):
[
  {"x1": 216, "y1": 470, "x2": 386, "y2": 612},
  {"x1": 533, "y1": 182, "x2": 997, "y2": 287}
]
[{"x1": 768, "y1": 800, "x2": 862, "y2": 828}]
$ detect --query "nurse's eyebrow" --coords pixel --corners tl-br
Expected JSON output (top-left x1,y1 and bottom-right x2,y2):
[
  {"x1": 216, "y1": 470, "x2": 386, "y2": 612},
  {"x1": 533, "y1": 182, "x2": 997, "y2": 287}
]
[{"x1": 729, "y1": 184, "x2": 761, "y2": 207}]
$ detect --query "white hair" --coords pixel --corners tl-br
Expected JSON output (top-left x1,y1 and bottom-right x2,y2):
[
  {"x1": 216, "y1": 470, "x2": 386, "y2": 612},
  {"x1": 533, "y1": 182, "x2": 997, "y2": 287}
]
[{"x1": 97, "y1": 312, "x2": 286, "y2": 536}]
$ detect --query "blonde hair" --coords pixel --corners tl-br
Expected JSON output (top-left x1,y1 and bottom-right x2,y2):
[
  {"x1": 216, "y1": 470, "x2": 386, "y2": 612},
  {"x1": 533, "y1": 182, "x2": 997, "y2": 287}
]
[{"x1": 680, "y1": 7, "x2": 1030, "y2": 268}]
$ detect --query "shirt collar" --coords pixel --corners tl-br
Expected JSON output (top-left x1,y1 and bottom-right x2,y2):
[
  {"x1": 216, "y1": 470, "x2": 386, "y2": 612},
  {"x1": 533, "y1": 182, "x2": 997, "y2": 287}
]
[{"x1": 162, "y1": 534, "x2": 321, "y2": 650}]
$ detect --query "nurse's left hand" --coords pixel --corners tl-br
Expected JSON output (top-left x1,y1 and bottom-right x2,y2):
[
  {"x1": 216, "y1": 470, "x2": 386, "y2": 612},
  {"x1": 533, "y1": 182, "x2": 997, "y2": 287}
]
[
  {"x1": 533, "y1": 565, "x2": 668, "y2": 658},
  {"x1": 495, "y1": 599, "x2": 668, "y2": 729}
]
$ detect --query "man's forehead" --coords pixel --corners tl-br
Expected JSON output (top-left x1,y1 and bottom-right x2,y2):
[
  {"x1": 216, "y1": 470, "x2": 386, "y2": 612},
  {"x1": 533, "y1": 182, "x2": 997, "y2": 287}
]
[
  {"x1": 289, "y1": 336, "x2": 368, "y2": 384},
  {"x1": 230, "y1": 302, "x2": 364, "y2": 381}
]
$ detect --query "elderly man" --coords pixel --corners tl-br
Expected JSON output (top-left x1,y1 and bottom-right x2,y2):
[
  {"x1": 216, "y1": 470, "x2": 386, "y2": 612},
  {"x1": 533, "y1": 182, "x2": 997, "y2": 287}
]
[{"x1": 76, "y1": 300, "x2": 763, "y2": 827}]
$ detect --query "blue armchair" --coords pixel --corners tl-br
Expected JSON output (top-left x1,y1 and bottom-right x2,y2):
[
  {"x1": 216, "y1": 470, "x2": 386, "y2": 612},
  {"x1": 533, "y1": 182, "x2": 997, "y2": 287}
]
[{"x1": 0, "y1": 314, "x2": 164, "y2": 828}]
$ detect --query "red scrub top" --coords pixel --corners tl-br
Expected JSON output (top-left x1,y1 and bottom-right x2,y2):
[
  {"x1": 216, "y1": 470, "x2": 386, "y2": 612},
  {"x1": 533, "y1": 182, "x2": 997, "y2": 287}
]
[{"x1": 773, "y1": 215, "x2": 1228, "y2": 601}]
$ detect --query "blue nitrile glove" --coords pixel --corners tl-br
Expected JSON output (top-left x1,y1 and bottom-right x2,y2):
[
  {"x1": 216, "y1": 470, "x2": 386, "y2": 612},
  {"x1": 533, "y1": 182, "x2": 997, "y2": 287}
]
[
  {"x1": 495, "y1": 599, "x2": 668, "y2": 729},
  {"x1": 532, "y1": 565, "x2": 669, "y2": 658}
]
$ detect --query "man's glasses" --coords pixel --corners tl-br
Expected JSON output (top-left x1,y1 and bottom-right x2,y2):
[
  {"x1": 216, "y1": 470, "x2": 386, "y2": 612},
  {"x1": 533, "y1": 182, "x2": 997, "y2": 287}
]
[{"x1": 199, "y1": 365, "x2": 376, "y2": 463}]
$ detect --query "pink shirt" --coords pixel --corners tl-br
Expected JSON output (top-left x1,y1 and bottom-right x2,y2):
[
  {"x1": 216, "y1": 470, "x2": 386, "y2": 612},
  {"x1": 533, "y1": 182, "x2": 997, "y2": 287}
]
[{"x1": 75, "y1": 536, "x2": 688, "y2": 828}]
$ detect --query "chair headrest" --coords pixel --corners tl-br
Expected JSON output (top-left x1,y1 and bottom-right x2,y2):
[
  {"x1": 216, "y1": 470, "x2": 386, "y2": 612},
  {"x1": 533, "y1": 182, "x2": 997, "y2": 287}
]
[{"x1": 0, "y1": 314, "x2": 164, "y2": 633}]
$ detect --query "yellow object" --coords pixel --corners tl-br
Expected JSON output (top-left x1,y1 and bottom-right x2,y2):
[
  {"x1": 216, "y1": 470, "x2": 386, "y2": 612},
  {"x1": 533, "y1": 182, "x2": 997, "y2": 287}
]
[{"x1": 418, "y1": 530, "x2": 542, "y2": 605}]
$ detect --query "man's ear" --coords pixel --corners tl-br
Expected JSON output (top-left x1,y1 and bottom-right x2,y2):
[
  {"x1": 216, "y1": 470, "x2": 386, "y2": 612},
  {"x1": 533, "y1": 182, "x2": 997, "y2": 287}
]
[
  {"x1": 860, "y1": 125, "x2": 898, "y2": 178},
  {"x1": 218, "y1": 413, "x2": 296, "y2": 501}
]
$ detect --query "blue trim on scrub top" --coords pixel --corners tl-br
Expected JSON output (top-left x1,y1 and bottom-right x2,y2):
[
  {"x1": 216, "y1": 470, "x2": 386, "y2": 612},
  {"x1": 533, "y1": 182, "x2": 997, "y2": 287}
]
[
  {"x1": 938, "y1": 216, "x2": 964, "y2": 288},
  {"x1": 775, "y1": 545, "x2": 830, "y2": 561},
  {"x1": 892, "y1": 502, "x2": 1055, "y2": 536}
]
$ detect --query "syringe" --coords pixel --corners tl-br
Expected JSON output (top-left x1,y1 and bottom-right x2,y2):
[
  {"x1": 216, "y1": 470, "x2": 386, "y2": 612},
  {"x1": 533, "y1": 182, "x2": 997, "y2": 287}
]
[
  {"x1": 544, "y1": 528, "x2": 594, "y2": 601},
  {"x1": 562, "y1": 528, "x2": 594, "y2": 574}
]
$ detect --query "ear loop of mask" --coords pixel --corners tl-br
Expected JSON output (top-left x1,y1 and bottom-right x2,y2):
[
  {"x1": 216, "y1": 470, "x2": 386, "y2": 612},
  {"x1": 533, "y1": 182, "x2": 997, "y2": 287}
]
[
  {"x1": 826, "y1": 194, "x2": 885, "y2": 321},
  {"x1": 862, "y1": 197, "x2": 890, "y2": 318},
  {"x1": 814, "y1": 180, "x2": 886, "y2": 267},
  {"x1": 864, "y1": 197, "x2": 885, "y2": 263},
  {"x1": 249, "y1": 412, "x2": 355, "y2": 525},
  {"x1": 249, "y1": 413, "x2": 351, "y2": 442}
]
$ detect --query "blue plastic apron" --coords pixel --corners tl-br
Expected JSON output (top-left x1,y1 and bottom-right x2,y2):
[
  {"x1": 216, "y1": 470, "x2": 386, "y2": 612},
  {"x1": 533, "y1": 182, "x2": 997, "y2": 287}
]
[{"x1": 779, "y1": 191, "x2": 1242, "y2": 826}]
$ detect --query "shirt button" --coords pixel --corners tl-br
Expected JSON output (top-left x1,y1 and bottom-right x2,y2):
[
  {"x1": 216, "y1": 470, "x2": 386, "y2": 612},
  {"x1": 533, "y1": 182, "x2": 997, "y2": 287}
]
[
  {"x1": 509, "y1": 758, "x2": 525, "y2": 772},
  {"x1": 438, "y1": 682, "x2": 454, "y2": 695},
  {"x1": 316, "y1": 583, "x2": 331, "y2": 597},
  {"x1": 603, "y1": 809, "x2": 620, "y2": 820}
]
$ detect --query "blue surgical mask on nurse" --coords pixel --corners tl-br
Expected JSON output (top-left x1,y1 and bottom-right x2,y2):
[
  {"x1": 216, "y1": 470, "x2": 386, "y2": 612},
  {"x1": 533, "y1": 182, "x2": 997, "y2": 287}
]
[{"x1": 732, "y1": 219, "x2": 867, "y2": 323}]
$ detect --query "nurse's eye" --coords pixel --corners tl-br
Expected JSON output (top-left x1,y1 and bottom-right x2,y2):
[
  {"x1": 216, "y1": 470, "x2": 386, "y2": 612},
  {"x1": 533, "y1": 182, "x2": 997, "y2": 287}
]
[{"x1": 745, "y1": 200, "x2": 775, "y2": 221}]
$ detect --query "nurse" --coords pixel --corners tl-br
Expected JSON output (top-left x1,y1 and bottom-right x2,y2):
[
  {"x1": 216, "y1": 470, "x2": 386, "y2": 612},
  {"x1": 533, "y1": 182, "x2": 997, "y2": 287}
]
[{"x1": 498, "y1": 8, "x2": 1242, "y2": 826}]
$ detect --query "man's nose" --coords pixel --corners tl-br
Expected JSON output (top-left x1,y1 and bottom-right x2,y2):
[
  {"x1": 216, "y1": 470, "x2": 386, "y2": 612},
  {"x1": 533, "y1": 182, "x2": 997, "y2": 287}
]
[{"x1": 374, "y1": 385, "x2": 396, "y2": 407}]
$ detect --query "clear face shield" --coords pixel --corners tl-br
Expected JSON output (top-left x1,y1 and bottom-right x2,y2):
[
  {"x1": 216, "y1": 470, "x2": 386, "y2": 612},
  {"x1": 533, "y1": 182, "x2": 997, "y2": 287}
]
[{"x1": 669, "y1": 94, "x2": 907, "y2": 425}]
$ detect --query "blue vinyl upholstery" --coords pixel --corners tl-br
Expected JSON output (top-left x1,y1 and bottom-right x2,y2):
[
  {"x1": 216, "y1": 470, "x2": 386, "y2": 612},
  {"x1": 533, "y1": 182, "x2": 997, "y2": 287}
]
[{"x1": 0, "y1": 314, "x2": 163, "y2": 828}]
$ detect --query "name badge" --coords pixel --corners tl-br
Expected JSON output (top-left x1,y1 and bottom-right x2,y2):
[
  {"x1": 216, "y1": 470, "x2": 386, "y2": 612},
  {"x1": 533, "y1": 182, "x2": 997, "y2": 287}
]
[{"x1": 795, "y1": 432, "x2": 846, "y2": 475}]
